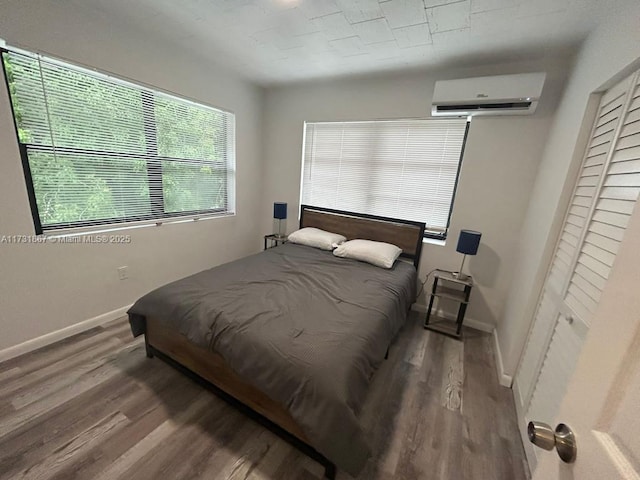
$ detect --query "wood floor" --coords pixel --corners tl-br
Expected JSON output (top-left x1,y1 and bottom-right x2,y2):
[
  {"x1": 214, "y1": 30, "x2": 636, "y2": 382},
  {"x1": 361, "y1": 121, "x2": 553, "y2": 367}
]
[{"x1": 0, "y1": 312, "x2": 529, "y2": 480}]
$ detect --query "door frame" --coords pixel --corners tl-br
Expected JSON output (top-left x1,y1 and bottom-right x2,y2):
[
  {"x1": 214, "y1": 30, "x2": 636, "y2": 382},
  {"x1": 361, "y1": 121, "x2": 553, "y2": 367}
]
[
  {"x1": 533, "y1": 153, "x2": 640, "y2": 480},
  {"x1": 512, "y1": 71, "x2": 640, "y2": 473},
  {"x1": 512, "y1": 92, "x2": 601, "y2": 469}
]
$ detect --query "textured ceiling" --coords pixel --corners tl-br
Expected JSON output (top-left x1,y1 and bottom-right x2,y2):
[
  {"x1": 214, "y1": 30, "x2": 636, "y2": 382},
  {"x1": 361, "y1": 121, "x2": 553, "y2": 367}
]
[{"x1": 5, "y1": 0, "x2": 619, "y2": 85}]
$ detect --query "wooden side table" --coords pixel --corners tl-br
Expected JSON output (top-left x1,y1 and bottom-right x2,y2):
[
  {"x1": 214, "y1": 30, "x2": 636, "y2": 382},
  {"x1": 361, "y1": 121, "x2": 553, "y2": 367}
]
[
  {"x1": 264, "y1": 234, "x2": 287, "y2": 250},
  {"x1": 424, "y1": 269, "x2": 473, "y2": 339}
]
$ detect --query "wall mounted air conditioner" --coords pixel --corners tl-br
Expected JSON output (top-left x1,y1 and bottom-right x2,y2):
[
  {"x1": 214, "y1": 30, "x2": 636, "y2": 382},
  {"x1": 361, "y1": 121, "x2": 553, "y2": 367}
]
[{"x1": 432, "y1": 72, "x2": 546, "y2": 117}]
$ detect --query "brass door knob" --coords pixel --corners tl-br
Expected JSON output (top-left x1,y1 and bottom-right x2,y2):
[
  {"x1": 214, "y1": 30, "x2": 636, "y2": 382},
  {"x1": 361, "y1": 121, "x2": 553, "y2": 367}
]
[{"x1": 527, "y1": 421, "x2": 577, "y2": 463}]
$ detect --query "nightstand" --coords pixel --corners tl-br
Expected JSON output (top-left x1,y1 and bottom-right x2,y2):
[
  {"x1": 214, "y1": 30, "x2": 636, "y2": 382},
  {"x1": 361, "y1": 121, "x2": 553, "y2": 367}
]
[
  {"x1": 424, "y1": 269, "x2": 473, "y2": 339},
  {"x1": 264, "y1": 234, "x2": 287, "y2": 250}
]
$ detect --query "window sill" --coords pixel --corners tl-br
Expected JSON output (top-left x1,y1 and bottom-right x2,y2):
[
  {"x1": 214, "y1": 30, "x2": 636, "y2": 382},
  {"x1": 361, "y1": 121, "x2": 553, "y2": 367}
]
[
  {"x1": 423, "y1": 237, "x2": 446, "y2": 247},
  {"x1": 42, "y1": 212, "x2": 236, "y2": 239}
]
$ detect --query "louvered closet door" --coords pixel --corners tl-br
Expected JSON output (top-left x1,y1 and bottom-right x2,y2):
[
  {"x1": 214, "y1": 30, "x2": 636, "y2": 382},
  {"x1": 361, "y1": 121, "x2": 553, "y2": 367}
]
[{"x1": 514, "y1": 70, "x2": 640, "y2": 473}]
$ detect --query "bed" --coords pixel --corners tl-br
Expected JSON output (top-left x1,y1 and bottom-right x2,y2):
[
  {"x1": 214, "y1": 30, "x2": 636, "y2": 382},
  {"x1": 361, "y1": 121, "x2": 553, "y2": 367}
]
[{"x1": 128, "y1": 205, "x2": 425, "y2": 478}]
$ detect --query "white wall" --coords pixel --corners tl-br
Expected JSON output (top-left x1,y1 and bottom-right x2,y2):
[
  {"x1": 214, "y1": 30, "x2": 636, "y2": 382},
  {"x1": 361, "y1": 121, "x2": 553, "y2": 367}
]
[
  {"x1": 498, "y1": 0, "x2": 640, "y2": 378},
  {"x1": 262, "y1": 58, "x2": 570, "y2": 331},
  {"x1": 0, "y1": 2, "x2": 264, "y2": 351}
]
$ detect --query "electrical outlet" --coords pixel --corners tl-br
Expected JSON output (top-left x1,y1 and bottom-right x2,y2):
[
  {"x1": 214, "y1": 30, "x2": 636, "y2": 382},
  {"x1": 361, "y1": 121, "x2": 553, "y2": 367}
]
[{"x1": 117, "y1": 266, "x2": 129, "y2": 280}]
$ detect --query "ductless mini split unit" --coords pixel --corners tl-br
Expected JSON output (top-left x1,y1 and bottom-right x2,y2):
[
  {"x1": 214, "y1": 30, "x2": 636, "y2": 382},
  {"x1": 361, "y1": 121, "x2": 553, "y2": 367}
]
[{"x1": 432, "y1": 72, "x2": 546, "y2": 117}]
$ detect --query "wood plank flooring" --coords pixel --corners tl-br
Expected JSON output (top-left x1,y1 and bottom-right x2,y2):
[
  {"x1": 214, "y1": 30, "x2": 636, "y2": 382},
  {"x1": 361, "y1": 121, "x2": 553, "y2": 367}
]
[{"x1": 0, "y1": 313, "x2": 529, "y2": 480}]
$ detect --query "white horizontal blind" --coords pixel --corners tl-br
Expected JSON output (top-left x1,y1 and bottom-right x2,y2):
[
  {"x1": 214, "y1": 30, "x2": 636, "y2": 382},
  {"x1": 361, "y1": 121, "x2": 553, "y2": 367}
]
[
  {"x1": 2, "y1": 49, "x2": 235, "y2": 233},
  {"x1": 301, "y1": 119, "x2": 468, "y2": 236}
]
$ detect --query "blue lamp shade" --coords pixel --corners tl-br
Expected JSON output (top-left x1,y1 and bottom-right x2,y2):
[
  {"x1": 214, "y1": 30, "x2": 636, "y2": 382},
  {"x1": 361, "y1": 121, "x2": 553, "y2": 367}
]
[
  {"x1": 456, "y1": 230, "x2": 482, "y2": 255},
  {"x1": 273, "y1": 202, "x2": 287, "y2": 220}
]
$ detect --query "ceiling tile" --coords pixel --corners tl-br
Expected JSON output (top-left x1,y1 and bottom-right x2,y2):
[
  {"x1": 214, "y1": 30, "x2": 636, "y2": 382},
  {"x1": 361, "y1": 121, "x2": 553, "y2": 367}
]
[
  {"x1": 216, "y1": 2, "x2": 276, "y2": 32},
  {"x1": 329, "y1": 35, "x2": 367, "y2": 56},
  {"x1": 30, "y1": 0, "x2": 612, "y2": 84},
  {"x1": 367, "y1": 38, "x2": 403, "y2": 52},
  {"x1": 252, "y1": 27, "x2": 304, "y2": 50},
  {"x1": 393, "y1": 22, "x2": 433, "y2": 47},
  {"x1": 311, "y1": 12, "x2": 355, "y2": 40},
  {"x1": 294, "y1": 31, "x2": 333, "y2": 52},
  {"x1": 351, "y1": 18, "x2": 395, "y2": 44},
  {"x1": 423, "y1": 0, "x2": 467, "y2": 8},
  {"x1": 251, "y1": 43, "x2": 289, "y2": 62},
  {"x1": 250, "y1": 27, "x2": 280, "y2": 44},
  {"x1": 273, "y1": 8, "x2": 321, "y2": 36},
  {"x1": 426, "y1": 0, "x2": 470, "y2": 33},
  {"x1": 512, "y1": 10, "x2": 571, "y2": 41},
  {"x1": 366, "y1": 39, "x2": 402, "y2": 60},
  {"x1": 397, "y1": 44, "x2": 433, "y2": 58},
  {"x1": 470, "y1": 0, "x2": 521, "y2": 14},
  {"x1": 335, "y1": 0, "x2": 385, "y2": 24},
  {"x1": 380, "y1": 0, "x2": 428, "y2": 28},
  {"x1": 517, "y1": 0, "x2": 565, "y2": 18},
  {"x1": 470, "y1": 6, "x2": 518, "y2": 34},
  {"x1": 296, "y1": 0, "x2": 342, "y2": 20}
]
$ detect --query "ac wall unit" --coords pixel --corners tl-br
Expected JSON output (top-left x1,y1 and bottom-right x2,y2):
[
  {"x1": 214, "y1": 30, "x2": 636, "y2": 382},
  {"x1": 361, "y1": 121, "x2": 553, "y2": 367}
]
[{"x1": 432, "y1": 72, "x2": 546, "y2": 117}]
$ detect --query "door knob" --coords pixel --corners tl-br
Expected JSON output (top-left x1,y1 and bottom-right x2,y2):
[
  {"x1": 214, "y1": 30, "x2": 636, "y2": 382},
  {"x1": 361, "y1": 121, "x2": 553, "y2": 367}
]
[
  {"x1": 528, "y1": 421, "x2": 556, "y2": 450},
  {"x1": 527, "y1": 421, "x2": 577, "y2": 463}
]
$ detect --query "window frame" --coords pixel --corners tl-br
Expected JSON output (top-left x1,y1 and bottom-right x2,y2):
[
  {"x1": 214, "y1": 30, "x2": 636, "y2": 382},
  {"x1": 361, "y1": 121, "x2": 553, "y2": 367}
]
[
  {"x1": 1, "y1": 46, "x2": 236, "y2": 235},
  {"x1": 299, "y1": 118, "x2": 470, "y2": 241}
]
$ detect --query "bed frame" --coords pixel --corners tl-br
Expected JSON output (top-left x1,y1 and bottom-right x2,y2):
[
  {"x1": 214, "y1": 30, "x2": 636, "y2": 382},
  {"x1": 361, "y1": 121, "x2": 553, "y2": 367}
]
[{"x1": 143, "y1": 205, "x2": 426, "y2": 479}]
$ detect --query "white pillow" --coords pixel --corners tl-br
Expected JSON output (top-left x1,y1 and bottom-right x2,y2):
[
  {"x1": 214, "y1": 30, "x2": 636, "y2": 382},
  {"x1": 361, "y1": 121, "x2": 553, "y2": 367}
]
[
  {"x1": 287, "y1": 227, "x2": 346, "y2": 251},
  {"x1": 333, "y1": 239, "x2": 402, "y2": 269}
]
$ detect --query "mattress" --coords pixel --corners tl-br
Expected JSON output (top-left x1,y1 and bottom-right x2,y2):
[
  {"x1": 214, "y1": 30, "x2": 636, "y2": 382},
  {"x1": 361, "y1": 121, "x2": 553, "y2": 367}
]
[{"x1": 128, "y1": 242, "x2": 416, "y2": 474}]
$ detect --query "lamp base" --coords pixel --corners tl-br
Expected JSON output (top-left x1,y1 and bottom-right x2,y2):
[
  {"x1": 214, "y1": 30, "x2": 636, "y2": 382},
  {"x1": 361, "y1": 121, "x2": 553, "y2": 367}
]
[{"x1": 452, "y1": 271, "x2": 469, "y2": 281}]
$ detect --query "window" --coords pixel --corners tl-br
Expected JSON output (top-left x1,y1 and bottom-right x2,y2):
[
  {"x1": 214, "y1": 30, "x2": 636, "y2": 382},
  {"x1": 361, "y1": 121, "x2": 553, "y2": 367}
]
[
  {"x1": 301, "y1": 119, "x2": 469, "y2": 239},
  {"x1": 1, "y1": 48, "x2": 235, "y2": 234}
]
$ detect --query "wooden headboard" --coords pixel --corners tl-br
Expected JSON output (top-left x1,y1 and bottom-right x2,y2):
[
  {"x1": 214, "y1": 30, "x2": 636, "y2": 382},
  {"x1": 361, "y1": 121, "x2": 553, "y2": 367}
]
[{"x1": 299, "y1": 205, "x2": 425, "y2": 268}]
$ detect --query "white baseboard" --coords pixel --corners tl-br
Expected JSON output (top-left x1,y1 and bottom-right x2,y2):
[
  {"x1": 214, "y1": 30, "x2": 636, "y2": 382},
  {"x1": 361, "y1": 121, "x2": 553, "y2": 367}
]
[
  {"x1": 492, "y1": 328, "x2": 513, "y2": 388},
  {"x1": 0, "y1": 305, "x2": 131, "y2": 363},
  {"x1": 410, "y1": 303, "x2": 494, "y2": 333}
]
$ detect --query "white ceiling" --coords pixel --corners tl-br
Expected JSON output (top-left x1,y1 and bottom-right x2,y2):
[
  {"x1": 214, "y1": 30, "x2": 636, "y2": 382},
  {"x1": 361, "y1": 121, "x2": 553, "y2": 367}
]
[{"x1": 39, "y1": 0, "x2": 617, "y2": 85}]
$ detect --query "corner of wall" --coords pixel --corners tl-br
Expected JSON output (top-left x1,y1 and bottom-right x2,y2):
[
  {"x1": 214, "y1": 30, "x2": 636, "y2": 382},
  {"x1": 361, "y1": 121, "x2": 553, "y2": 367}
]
[
  {"x1": 496, "y1": 0, "x2": 640, "y2": 387},
  {"x1": 411, "y1": 303, "x2": 511, "y2": 386}
]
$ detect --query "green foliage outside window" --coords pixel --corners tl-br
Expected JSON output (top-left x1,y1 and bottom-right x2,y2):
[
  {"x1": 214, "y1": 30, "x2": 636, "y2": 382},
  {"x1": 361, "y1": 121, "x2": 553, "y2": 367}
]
[{"x1": 2, "y1": 52, "x2": 232, "y2": 229}]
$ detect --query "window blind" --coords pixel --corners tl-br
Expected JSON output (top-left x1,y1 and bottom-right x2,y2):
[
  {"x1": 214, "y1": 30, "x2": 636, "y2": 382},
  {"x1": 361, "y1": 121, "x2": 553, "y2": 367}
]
[
  {"x1": 2, "y1": 49, "x2": 235, "y2": 233},
  {"x1": 301, "y1": 119, "x2": 468, "y2": 237}
]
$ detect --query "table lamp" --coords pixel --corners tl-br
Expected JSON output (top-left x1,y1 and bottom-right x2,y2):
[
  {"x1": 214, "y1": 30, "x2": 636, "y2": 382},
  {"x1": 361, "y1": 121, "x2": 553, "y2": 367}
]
[
  {"x1": 454, "y1": 229, "x2": 481, "y2": 280},
  {"x1": 273, "y1": 202, "x2": 287, "y2": 238}
]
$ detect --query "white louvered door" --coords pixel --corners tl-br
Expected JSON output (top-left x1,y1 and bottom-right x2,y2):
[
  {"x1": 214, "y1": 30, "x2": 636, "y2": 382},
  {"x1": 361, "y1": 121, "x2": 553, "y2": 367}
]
[{"x1": 514, "y1": 70, "x2": 640, "y2": 473}]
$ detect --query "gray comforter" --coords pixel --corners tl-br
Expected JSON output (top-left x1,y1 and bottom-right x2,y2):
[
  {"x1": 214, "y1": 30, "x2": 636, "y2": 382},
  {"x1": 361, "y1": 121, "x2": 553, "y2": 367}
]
[{"x1": 128, "y1": 243, "x2": 416, "y2": 475}]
